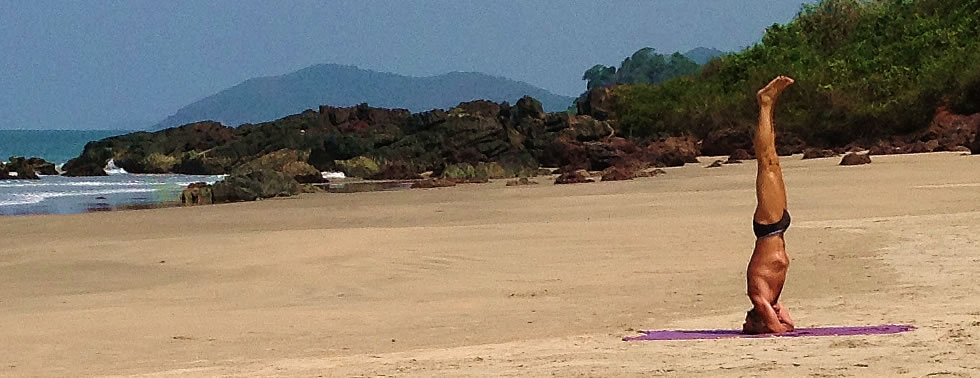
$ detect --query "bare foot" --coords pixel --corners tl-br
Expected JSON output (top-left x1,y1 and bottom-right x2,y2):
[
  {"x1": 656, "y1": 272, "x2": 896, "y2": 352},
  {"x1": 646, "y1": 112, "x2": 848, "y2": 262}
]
[{"x1": 756, "y1": 76, "x2": 795, "y2": 106}]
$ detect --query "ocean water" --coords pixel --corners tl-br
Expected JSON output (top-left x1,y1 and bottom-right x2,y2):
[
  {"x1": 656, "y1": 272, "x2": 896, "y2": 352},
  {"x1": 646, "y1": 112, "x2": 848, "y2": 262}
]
[
  {"x1": 0, "y1": 130, "x2": 223, "y2": 215},
  {"x1": 0, "y1": 171, "x2": 225, "y2": 216},
  {"x1": 0, "y1": 129, "x2": 130, "y2": 164}
]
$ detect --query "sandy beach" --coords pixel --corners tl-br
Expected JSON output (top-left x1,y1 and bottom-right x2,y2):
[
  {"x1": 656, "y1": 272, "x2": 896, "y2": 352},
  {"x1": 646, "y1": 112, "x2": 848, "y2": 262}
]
[{"x1": 2, "y1": 152, "x2": 979, "y2": 377}]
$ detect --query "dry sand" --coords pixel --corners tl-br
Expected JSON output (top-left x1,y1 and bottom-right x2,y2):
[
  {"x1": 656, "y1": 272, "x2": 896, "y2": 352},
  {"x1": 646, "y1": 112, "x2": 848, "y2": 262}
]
[{"x1": 1, "y1": 152, "x2": 979, "y2": 377}]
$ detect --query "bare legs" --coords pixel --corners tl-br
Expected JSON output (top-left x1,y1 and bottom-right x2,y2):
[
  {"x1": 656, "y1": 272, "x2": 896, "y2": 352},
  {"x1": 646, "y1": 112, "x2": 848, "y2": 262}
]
[
  {"x1": 743, "y1": 76, "x2": 795, "y2": 334},
  {"x1": 753, "y1": 76, "x2": 794, "y2": 224}
]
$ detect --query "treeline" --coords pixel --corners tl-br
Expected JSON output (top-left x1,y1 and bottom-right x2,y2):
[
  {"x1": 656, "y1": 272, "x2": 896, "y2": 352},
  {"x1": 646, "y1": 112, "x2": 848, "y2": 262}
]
[
  {"x1": 608, "y1": 0, "x2": 980, "y2": 146},
  {"x1": 582, "y1": 48, "x2": 701, "y2": 91}
]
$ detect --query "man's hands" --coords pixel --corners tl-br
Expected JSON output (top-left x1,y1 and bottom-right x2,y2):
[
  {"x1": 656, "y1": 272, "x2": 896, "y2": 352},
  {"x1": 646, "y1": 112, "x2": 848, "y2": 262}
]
[{"x1": 743, "y1": 301, "x2": 794, "y2": 334}]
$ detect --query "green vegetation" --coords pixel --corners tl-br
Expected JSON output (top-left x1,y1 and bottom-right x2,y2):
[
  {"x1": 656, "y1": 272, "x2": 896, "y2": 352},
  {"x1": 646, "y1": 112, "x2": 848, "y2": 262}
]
[
  {"x1": 611, "y1": 0, "x2": 980, "y2": 145},
  {"x1": 583, "y1": 48, "x2": 701, "y2": 91}
]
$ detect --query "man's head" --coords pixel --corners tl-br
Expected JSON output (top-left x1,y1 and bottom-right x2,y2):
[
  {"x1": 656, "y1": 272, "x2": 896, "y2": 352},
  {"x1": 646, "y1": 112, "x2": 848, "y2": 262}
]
[{"x1": 742, "y1": 309, "x2": 766, "y2": 334}]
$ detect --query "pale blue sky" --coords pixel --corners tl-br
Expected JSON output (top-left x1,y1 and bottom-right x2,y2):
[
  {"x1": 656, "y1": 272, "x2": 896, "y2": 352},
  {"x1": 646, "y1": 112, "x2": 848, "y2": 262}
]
[{"x1": 0, "y1": 0, "x2": 815, "y2": 130}]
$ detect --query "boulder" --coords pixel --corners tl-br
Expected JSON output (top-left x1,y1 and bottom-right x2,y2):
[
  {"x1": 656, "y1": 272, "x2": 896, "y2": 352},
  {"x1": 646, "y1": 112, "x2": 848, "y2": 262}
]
[
  {"x1": 840, "y1": 153, "x2": 872, "y2": 166},
  {"x1": 368, "y1": 161, "x2": 423, "y2": 180},
  {"x1": 636, "y1": 168, "x2": 666, "y2": 177},
  {"x1": 908, "y1": 140, "x2": 940, "y2": 154},
  {"x1": 542, "y1": 140, "x2": 589, "y2": 172},
  {"x1": 726, "y1": 149, "x2": 753, "y2": 164},
  {"x1": 235, "y1": 149, "x2": 323, "y2": 183},
  {"x1": 4, "y1": 157, "x2": 56, "y2": 179},
  {"x1": 555, "y1": 169, "x2": 593, "y2": 184},
  {"x1": 454, "y1": 100, "x2": 501, "y2": 118},
  {"x1": 701, "y1": 127, "x2": 752, "y2": 157},
  {"x1": 211, "y1": 169, "x2": 302, "y2": 203},
  {"x1": 839, "y1": 142, "x2": 868, "y2": 154},
  {"x1": 583, "y1": 141, "x2": 625, "y2": 171},
  {"x1": 601, "y1": 166, "x2": 634, "y2": 181},
  {"x1": 576, "y1": 87, "x2": 614, "y2": 121},
  {"x1": 868, "y1": 139, "x2": 909, "y2": 156},
  {"x1": 514, "y1": 96, "x2": 544, "y2": 120},
  {"x1": 335, "y1": 156, "x2": 382, "y2": 178},
  {"x1": 775, "y1": 133, "x2": 807, "y2": 156},
  {"x1": 916, "y1": 108, "x2": 980, "y2": 149},
  {"x1": 801, "y1": 148, "x2": 838, "y2": 160},
  {"x1": 706, "y1": 159, "x2": 725, "y2": 168},
  {"x1": 62, "y1": 162, "x2": 108, "y2": 177},
  {"x1": 559, "y1": 114, "x2": 614, "y2": 142},
  {"x1": 26, "y1": 157, "x2": 58, "y2": 175},
  {"x1": 179, "y1": 182, "x2": 213, "y2": 206},
  {"x1": 646, "y1": 136, "x2": 700, "y2": 167}
]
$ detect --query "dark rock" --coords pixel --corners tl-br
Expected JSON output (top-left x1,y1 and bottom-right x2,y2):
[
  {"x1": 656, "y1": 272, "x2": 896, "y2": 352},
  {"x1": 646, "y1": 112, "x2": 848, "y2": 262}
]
[
  {"x1": 294, "y1": 173, "x2": 326, "y2": 184},
  {"x1": 727, "y1": 149, "x2": 752, "y2": 163},
  {"x1": 63, "y1": 161, "x2": 108, "y2": 177},
  {"x1": 234, "y1": 149, "x2": 323, "y2": 183},
  {"x1": 706, "y1": 159, "x2": 725, "y2": 168},
  {"x1": 582, "y1": 141, "x2": 624, "y2": 171},
  {"x1": 646, "y1": 136, "x2": 700, "y2": 167},
  {"x1": 701, "y1": 127, "x2": 752, "y2": 157},
  {"x1": 454, "y1": 100, "x2": 501, "y2": 118},
  {"x1": 868, "y1": 139, "x2": 910, "y2": 156},
  {"x1": 840, "y1": 142, "x2": 867, "y2": 154},
  {"x1": 600, "y1": 166, "x2": 635, "y2": 181},
  {"x1": 3, "y1": 157, "x2": 56, "y2": 179},
  {"x1": 514, "y1": 96, "x2": 544, "y2": 120},
  {"x1": 542, "y1": 140, "x2": 589, "y2": 172},
  {"x1": 635, "y1": 168, "x2": 666, "y2": 177},
  {"x1": 26, "y1": 157, "x2": 58, "y2": 175},
  {"x1": 335, "y1": 156, "x2": 381, "y2": 178},
  {"x1": 802, "y1": 148, "x2": 838, "y2": 160},
  {"x1": 908, "y1": 140, "x2": 940, "y2": 154},
  {"x1": 180, "y1": 183, "x2": 213, "y2": 206},
  {"x1": 775, "y1": 133, "x2": 807, "y2": 156},
  {"x1": 916, "y1": 108, "x2": 980, "y2": 150},
  {"x1": 576, "y1": 87, "x2": 614, "y2": 121},
  {"x1": 211, "y1": 169, "x2": 302, "y2": 203},
  {"x1": 558, "y1": 114, "x2": 614, "y2": 142},
  {"x1": 368, "y1": 161, "x2": 422, "y2": 180},
  {"x1": 555, "y1": 169, "x2": 593, "y2": 184},
  {"x1": 840, "y1": 153, "x2": 872, "y2": 166}
]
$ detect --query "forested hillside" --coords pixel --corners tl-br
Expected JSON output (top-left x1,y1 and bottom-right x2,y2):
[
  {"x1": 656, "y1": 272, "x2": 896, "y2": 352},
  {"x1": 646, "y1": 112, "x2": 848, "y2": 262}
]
[{"x1": 608, "y1": 0, "x2": 980, "y2": 146}]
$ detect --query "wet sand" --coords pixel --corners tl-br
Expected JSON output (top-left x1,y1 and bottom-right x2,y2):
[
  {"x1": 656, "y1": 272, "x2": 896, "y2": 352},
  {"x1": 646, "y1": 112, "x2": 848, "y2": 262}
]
[{"x1": 1, "y1": 152, "x2": 978, "y2": 377}]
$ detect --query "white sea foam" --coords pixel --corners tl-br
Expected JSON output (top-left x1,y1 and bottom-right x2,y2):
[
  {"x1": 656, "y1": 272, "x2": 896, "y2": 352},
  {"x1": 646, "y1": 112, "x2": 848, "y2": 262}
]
[
  {"x1": 0, "y1": 194, "x2": 45, "y2": 207},
  {"x1": 322, "y1": 171, "x2": 346, "y2": 179},
  {"x1": 104, "y1": 159, "x2": 129, "y2": 175},
  {"x1": 0, "y1": 188, "x2": 158, "y2": 207}
]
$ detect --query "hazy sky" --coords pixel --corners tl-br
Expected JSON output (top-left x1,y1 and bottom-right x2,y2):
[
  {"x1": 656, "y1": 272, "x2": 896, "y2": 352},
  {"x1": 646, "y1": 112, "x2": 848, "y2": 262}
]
[{"x1": 0, "y1": 0, "x2": 815, "y2": 130}]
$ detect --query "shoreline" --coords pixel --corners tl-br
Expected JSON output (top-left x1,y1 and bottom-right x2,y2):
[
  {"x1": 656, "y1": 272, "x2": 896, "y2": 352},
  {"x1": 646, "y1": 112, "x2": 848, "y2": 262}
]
[{"x1": 2, "y1": 150, "x2": 970, "y2": 217}]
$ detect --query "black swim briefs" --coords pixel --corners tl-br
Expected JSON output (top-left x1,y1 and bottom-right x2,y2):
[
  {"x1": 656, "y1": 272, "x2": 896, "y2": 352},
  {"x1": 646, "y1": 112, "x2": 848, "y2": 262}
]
[{"x1": 753, "y1": 209, "x2": 791, "y2": 238}]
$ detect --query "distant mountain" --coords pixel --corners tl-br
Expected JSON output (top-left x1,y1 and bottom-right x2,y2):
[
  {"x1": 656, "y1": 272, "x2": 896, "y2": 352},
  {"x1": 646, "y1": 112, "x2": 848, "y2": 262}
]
[
  {"x1": 152, "y1": 65, "x2": 575, "y2": 130},
  {"x1": 684, "y1": 47, "x2": 727, "y2": 65}
]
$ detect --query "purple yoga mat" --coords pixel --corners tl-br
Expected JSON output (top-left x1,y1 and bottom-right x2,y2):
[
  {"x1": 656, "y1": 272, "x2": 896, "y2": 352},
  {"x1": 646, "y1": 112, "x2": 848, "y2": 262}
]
[{"x1": 623, "y1": 324, "x2": 914, "y2": 341}]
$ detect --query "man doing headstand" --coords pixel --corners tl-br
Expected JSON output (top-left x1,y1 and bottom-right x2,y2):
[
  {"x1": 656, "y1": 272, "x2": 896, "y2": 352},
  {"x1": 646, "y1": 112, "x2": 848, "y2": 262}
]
[{"x1": 743, "y1": 76, "x2": 796, "y2": 334}]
